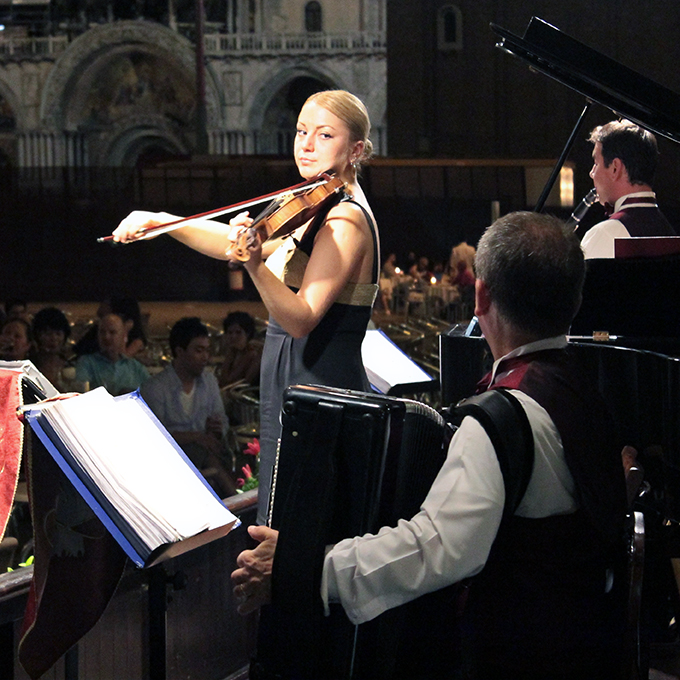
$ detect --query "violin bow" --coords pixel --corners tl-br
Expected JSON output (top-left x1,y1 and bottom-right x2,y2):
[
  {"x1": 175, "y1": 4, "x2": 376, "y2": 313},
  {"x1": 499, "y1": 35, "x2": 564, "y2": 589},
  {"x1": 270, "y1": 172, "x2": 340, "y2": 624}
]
[{"x1": 97, "y1": 172, "x2": 334, "y2": 244}]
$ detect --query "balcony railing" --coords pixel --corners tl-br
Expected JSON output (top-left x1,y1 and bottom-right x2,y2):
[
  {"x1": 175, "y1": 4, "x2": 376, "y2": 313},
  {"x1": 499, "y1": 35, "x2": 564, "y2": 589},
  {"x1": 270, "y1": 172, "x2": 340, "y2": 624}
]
[
  {"x1": 195, "y1": 30, "x2": 386, "y2": 57},
  {"x1": 0, "y1": 27, "x2": 385, "y2": 61},
  {"x1": 0, "y1": 33, "x2": 68, "y2": 58}
]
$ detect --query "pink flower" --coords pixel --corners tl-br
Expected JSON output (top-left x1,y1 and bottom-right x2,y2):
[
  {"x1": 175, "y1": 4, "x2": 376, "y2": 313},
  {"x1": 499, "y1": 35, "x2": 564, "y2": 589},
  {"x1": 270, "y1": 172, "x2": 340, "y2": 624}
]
[
  {"x1": 244, "y1": 439, "x2": 260, "y2": 457},
  {"x1": 241, "y1": 464, "x2": 253, "y2": 479}
]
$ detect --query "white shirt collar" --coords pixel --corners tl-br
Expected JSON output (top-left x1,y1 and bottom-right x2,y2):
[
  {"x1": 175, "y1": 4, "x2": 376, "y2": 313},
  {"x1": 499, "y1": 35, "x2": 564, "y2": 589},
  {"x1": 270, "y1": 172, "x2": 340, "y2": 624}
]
[
  {"x1": 490, "y1": 335, "x2": 568, "y2": 383},
  {"x1": 613, "y1": 191, "x2": 656, "y2": 212}
]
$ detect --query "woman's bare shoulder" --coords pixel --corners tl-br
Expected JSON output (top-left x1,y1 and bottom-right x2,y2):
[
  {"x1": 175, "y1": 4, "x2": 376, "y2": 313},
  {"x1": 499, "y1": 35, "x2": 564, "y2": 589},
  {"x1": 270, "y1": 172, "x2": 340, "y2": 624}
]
[{"x1": 323, "y1": 198, "x2": 373, "y2": 234}]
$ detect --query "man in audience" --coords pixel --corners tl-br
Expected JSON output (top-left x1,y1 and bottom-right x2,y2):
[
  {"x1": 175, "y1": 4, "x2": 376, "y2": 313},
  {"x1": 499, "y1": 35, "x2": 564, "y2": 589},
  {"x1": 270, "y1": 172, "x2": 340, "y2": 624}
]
[
  {"x1": 141, "y1": 317, "x2": 236, "y2": 498},
  {"x1": 231, "y1": 212, "x2": 628, "y2": 679},
  {"x1": 581, "y1": 119, "x2": 676, "y2": 259},
  {"x1": 75, "y1": 312, "x2": 149, "y2": 395},
  {"x1": 4, "y1": 299, "x2": 28, "y2": 322}
]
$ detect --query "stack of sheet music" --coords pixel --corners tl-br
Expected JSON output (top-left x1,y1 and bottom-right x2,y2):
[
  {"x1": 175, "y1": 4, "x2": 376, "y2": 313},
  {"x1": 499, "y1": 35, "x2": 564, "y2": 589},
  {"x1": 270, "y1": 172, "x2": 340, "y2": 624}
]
[{"x1": 23, "y1": 387, "x2": 239, "y2": 567}]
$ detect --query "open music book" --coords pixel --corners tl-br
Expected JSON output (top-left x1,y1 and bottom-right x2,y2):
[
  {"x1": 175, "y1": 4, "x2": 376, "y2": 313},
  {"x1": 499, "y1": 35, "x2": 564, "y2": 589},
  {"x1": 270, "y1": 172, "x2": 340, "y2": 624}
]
[{"x1": 23, "y1": 387, "x2": 240, "y2": 568}]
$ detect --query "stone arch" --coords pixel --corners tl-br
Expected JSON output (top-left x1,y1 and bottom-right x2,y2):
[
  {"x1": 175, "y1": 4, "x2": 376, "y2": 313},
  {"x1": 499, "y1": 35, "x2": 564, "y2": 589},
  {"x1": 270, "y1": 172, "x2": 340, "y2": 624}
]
[
  {"x1": 99, "y1": 115, "x2": 190, "y2": 167},
  {"x1": 39, "y1": 21, "x2": 222, "y2": 164},
  {"x1": 246, "y1": 65, "x2": 343, "y2": 131},
  {"x1": 243, "y1": 65, "x2": 344, "y2": 153}
]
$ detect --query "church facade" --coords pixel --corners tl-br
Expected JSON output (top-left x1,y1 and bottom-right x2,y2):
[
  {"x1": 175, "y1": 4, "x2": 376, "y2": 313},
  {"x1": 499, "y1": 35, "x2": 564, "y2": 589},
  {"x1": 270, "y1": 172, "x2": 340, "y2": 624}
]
[{"x1": 0, "y1": 0, "x2": 386, "y2": 167}]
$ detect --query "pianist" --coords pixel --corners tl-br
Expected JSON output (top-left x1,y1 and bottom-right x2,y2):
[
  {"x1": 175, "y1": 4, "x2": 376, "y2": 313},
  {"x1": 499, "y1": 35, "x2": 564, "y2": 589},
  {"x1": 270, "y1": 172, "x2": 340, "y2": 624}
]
[
  {"x1": 581, "y1": 119, "x2": 676, "y2": 259},
  {"x1": 232, "y1": 212, "x2": 628, "y2": 679}
]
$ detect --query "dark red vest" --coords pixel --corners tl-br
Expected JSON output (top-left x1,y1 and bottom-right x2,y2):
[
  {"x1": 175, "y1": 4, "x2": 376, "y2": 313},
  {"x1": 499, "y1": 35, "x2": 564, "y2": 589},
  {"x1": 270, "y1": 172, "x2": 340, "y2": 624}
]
[{"x1": 467, "y1": 348, "x2": 628, "y2": 678}]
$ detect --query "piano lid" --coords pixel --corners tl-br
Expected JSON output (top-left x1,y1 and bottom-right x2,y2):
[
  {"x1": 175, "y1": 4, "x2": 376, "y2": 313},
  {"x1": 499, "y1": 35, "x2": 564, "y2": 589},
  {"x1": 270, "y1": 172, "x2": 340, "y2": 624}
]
[{"x1": 491, "y1": 17, "x2": 680, "y2": 144}]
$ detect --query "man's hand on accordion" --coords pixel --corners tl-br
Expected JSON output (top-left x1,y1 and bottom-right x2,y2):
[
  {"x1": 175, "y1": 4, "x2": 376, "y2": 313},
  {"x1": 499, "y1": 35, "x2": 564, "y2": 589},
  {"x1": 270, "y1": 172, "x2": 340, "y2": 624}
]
[{"x1": 231, "y1": 525, "x2": 279, "y2": 615}]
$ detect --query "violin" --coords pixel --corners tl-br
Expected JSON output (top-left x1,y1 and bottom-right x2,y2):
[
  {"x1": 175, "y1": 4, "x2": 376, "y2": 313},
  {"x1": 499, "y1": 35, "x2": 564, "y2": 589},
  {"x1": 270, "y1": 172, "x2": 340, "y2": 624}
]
[
  {"x1": 98, "y1": 172, "x2": 350, "y2": 254},
  {"x1": 226, "y1": 173, "x2": 348, "y2": 261}
]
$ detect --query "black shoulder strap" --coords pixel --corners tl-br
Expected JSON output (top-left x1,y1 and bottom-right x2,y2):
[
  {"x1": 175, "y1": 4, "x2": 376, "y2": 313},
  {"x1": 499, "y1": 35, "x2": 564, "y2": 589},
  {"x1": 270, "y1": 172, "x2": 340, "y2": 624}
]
[
  {"x1": 342, "y1": 197, "x2": 381, "y2": 284},
  {"x1": 445, "y1": 388, "x2": 535, "y2": 517}
]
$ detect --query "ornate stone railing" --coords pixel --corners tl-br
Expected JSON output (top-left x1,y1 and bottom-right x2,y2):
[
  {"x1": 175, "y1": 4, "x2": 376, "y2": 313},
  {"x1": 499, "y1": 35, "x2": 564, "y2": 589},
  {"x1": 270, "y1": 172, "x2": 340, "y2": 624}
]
[
  {"x1": 0, "y1": 34, "x2": 68, "y2": 59},
  {"x1": 0, "y1": 28, "x2": 385, "y2": 62},
  {"x1": 199, "y1": 30, "x2": 386, "y2": 57}
]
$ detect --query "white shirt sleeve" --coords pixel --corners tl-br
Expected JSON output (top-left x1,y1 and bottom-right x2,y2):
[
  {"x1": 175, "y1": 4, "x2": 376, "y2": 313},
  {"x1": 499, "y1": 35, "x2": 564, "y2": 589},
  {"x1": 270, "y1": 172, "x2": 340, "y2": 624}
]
[
  {"x1": 580, "y1": 219, "x2": 630, "y2": 259},
  {"x1": 321, "y1": 416, "x2": 505, "y2": 625},
  {"x1": 320, "y1": 391, "x2": 577, "y2": 626}
]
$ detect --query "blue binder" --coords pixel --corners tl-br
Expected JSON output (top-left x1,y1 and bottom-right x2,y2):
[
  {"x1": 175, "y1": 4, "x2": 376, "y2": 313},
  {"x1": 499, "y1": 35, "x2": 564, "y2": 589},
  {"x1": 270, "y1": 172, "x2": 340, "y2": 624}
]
[{"x1": 23, "y1": 389, "x2": 240, "y2": 568}]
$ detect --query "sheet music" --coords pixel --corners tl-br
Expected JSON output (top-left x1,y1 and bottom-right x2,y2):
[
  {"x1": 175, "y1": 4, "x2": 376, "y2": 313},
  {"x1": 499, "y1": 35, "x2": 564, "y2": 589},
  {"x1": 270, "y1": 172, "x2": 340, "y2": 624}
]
[
  {"x1": 27, "y1": 388, "x2": 238, "y2": 553},
  {"x1": 361, "y1": 329, "x2": 432, "y2": 394}
]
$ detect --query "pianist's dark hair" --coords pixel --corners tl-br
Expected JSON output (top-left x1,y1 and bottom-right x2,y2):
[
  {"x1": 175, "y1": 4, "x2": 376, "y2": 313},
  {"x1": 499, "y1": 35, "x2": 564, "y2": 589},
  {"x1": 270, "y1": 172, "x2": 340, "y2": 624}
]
[
  {"x1": 169, "y1": 316, "x2": 209, "y2": 357},
  {"x1": 475, "y1": 212, "x2": 585, "y2": 338},
  {"x1": 588, "y1": 120, "x2": 658, "y2": 186}
]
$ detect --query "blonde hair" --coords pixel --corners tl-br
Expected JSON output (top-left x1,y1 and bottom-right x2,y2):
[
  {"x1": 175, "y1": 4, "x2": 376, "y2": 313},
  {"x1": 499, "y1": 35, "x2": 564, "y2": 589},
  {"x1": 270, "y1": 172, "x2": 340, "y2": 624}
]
[{"x1": 305, "y1": 90, "x2": 374, "y2": 167}]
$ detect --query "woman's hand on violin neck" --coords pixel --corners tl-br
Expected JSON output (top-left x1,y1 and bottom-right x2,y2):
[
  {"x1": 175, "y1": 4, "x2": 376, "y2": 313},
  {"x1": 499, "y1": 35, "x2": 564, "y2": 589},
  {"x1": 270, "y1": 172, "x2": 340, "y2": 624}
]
[
  {"x1": 228, "y1": 211, "x2": 253, "y2": 229},
  {"x1": 112, "y1": 210, "x2": 177, "y2": 243},
  {"x1": 241, "y1": 233, "x2": 264, "y2": 269},
  {"x1": 224, "y1": 212, "x2": 262, "y2": 264}
]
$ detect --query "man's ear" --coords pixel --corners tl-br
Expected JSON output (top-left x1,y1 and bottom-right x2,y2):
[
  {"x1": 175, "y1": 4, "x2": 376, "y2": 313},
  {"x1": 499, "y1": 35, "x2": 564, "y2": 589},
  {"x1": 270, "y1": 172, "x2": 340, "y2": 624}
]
[
  {"x1": 609, "y1": 157, "x2": 626, "y2": 181},
  {"x1": 475, "y1": 279, "x2": 492, "y2": 317}
]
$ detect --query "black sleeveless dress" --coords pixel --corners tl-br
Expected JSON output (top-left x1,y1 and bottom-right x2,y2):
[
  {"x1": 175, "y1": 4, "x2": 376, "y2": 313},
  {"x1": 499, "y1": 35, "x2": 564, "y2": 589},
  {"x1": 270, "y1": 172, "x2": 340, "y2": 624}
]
[{"x1": 256, "y1": 199, "x2": 379, "y2": 524}]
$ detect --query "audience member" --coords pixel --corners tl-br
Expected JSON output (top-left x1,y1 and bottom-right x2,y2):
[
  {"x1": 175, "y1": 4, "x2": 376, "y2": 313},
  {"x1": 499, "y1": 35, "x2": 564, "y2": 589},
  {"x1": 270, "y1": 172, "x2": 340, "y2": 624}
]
[
  {"x1": 74, "y1": 297, "x2": 148, "y2": 359},
  {"x1": 217, "y1": 312, "x2": 262, "y2": 387},
  {"x1": 75, "y1": 312, "x2": 149, "y2": 395},
  {"x1": 4, "y1": 299, "x2": 28, "y2": 321},
  {"x1": 30, "y1": 307, "x2": 73, "y2": 390},
  {"x1": 141, "y1": 317, "x2": 236, "y2": 498},
  {"x1": 381, "y1": 253, "x2": 400, "y2": 279},
  {"x1": 0, "y1": 318, "x2": 32, "y2": 361},
  {"x1": 448, "y1": 240, "x2": 476, "y2": 278},
  {"x1": 232, "y1": 212, "x2": 628, "y2": 679},
  {"x1": 378, "y1": 254, "x2": 402, "y2": 314},
  {"x1": 408, "y1": 255, "x2": 431, "y2": 282}
]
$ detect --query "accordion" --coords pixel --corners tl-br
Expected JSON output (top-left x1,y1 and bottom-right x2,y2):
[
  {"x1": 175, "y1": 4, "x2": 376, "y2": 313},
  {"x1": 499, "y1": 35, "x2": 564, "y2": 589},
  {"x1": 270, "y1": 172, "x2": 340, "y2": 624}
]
[{"x1": 253, "y1": 384, "x2": 452, "y2": 680}]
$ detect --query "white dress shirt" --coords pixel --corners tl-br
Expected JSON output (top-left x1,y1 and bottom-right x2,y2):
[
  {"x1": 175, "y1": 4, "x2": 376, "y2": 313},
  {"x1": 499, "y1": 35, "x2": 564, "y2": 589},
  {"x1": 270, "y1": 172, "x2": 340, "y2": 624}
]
[{"x1": 580, "y1": 191, "x2": 657, "y2": 259}]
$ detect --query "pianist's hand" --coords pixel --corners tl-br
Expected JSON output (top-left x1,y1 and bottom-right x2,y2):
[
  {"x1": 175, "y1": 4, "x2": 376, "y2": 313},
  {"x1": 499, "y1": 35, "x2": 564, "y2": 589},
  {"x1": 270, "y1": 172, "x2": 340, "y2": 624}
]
[{"x1": 231, "y1": 525, "x2": 278, "y2": 615}]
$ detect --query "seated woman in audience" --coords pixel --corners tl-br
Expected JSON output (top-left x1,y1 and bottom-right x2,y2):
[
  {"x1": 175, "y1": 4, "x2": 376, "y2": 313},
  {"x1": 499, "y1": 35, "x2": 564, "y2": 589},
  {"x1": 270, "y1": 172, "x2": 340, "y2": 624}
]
[
  {"x1": 0, "y1": 317, "x2": 32, "y2": 361},
  {"x1": 30, "y1": 307, "x2": 73, "y2": 390},
  {"x1": 217, "y1": 311, "x2": 262, "y2": 387}
]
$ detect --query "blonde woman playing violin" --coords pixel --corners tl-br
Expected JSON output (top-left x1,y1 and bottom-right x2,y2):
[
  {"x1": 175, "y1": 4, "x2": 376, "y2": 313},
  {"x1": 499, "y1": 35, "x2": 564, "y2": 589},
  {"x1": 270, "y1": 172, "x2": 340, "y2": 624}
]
[{"x1": 112, "y1": 90, "x2": 380, "y2": 524}]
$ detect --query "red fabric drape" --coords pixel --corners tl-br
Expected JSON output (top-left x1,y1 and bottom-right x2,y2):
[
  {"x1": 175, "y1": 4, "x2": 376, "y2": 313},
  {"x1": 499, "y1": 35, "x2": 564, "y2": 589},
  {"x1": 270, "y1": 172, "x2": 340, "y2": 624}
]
[{"x1": 0, "y1": 368, "x2": 24, "y2": 540}]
